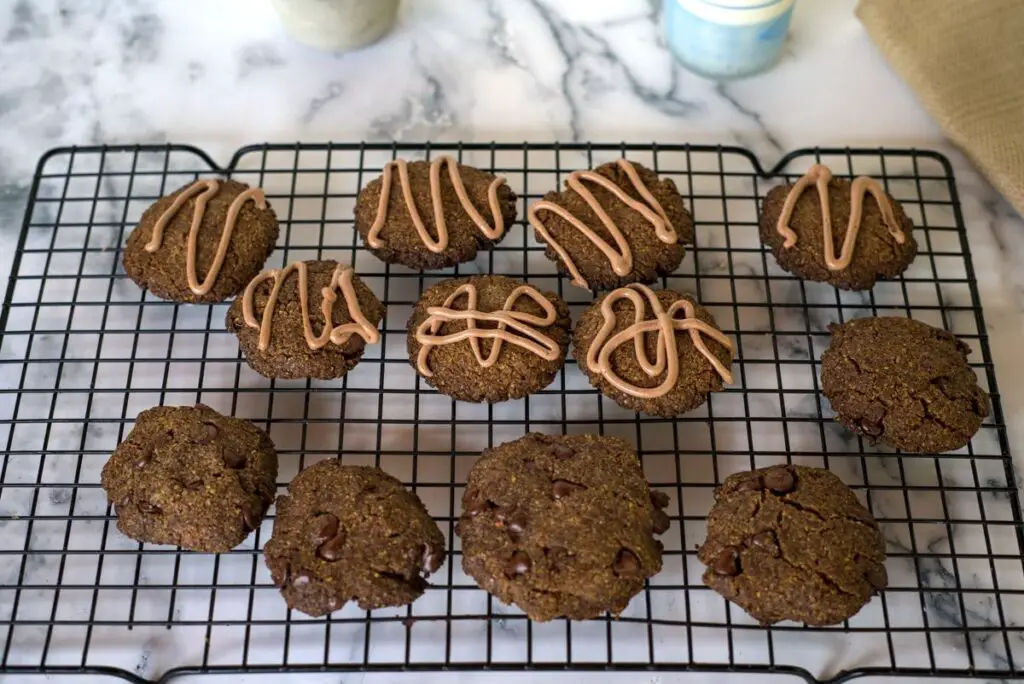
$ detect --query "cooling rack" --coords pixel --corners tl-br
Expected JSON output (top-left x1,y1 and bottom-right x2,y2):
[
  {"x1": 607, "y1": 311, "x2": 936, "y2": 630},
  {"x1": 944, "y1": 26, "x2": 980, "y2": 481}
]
[{"x1": 0, "y1": 142, "x2": 1020, "y2": 683}]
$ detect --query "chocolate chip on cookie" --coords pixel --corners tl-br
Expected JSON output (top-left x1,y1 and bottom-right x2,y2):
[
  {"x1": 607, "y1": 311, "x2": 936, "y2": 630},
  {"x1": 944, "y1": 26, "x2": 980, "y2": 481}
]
[
  {"x1": 759, "y1": 164, "x2": 917, "y2": 290},
  {"x1": 123, "y1": 179, "x2": 279, "y2": 303},
  {"x1": 821, "y1": 316, "x2": 989, "y2": 452},
  {"x1": 527, "y1": 159, "x2": 693, "y2": 290},
  {"x1": 407, "y1": 275, "x2": 572, "y2": 403},
  {"x1": 698, "y1": 465, "x2": 887, "y2": 626},
  {"x1": 226, "y1": 259, "x2": 385, "y2": 380},
  {"x1": 572, "y1": 284, "x2": 734, "y2": 417},
  {"x1": 262, "y1": 462, "x2": 445, "y2": 617},
  {"x1": 101, "y1": 404, "x2": 278, "y2": 552},
  {"x1": 354, "y1": 156, "x2": 517, "y2": 270},
  {"x1": 457, "y1": 433, "x2": 665, "y2": 621}
]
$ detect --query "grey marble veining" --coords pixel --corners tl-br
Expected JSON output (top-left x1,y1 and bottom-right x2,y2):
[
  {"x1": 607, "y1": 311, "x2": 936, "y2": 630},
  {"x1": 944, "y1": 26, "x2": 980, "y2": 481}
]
[{"x1": 1, "y1": 1, "x2": 1023, "y2": 683}]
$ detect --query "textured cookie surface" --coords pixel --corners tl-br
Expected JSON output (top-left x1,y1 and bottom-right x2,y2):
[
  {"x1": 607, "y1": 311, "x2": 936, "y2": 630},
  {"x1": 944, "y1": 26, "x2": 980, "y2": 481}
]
[
  {"x1": 101, "y1": 404, "x2": 278, "y2": 553},
  {"x1": 263, "y1": 462, "x2": 446, "y2": 617},
  {"x1": 407, "y1": 275, "x2": 571, "y2": 403},
  {"x1": 572, "y1": 286, "x2": 734, "y2": 417},
  {"x1": 759, "y1": 175, "x2": 917, "y2": 290},
  {"x1": 354, "y1": 158, "x2": 517, "y2": 270},
  {"x1": 821, "y1": 316, "x2": 988, "y2": 452},
  {"x1": 458, "y1": 433, "x2": 667, "y2": 621},
  {"x1": 123, "y1": 179, "x2": 279, "y2": 303},
  {"x1": 226, "y1": 260, "x2": 385, "y2": 380},
  {"x1": 698, "y1": 465, "x2": 887, "y2": 626},
  {"x1": 528, "y1": 160, "x2": 693, "y2": 290}
]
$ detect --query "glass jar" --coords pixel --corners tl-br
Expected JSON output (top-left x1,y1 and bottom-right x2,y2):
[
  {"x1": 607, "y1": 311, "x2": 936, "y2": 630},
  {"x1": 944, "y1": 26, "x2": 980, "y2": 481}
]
[
  {"x1": 664, "y1": 0, "x2": 795, "y2": 79},
  {"x1": 271, "y1": 0, "x2": 400, "y2": 52}
]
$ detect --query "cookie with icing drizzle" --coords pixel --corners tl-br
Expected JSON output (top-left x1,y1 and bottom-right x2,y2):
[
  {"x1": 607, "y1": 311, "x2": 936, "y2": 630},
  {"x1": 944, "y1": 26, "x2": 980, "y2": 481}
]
[
  {"x1": 572, "y1": 285, "x2": 734, "y2": 417},
  {"x1": 758, "y1": 164, "x2": 917, "y2": 290},
  {"x1": 226, "y1": 260, "x2": 385, "y2": 380},
  {"x1": 354, "y1": 156, "x2": 518, "y2": 270},
  {"x1": 123, "y1": 179, "x2": 279, "y2": 303},
  {"x1": 528, "y1": 160, "x2": 693, "y2": 290},
  {"x1": 407, "y1": 275, "x2": 571, "y2": 403}
]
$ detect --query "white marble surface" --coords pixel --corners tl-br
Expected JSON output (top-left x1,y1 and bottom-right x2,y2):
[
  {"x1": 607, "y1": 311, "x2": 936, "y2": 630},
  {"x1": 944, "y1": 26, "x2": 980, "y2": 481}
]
[{"x1": 1, "y1": 1, "x2": 1024, "y2": 683}]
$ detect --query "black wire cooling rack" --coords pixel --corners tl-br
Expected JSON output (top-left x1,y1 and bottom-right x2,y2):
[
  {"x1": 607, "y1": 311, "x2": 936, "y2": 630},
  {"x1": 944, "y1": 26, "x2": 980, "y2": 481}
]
[{"x1": 0, "y1": 142, "x2": 1020, "y2": 684}]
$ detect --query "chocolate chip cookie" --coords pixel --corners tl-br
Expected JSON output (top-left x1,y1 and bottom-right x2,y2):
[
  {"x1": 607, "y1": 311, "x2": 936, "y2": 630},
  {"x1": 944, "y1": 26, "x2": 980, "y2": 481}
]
[
  {"x1": 354, "y1": 156, "x2": 517, "y2": 270},
  {"x1": 759, "y1": 164, "x2": 917, "y2": 290},
  {"x1": 101, "y1": 404, "x2": 278, "y2": 553},
  {"x1": 458, "y1": 433, "x2": 667, "y2": 621},
  {"x1": 226, "y1": 260, "x2": 385, "y2": 380},
  {"x1": 821, "y1": 316, "x2": 989, "y2": 452},
  {"x1": 698, "y1": 465, "x2": 887, "y2": 626},
  {"x1": 123, "y1": 178, "x2": 279, "y2": 303},
  {"x1": 263, "y1": 462, "x2": 445, "y2": 617},
  {"x1": 572, "y1": 284, "x2": 734, "y2": 417},
  {"x1": 407, "y1": 275, "x2": 572, "y2": 403},
  {"x1": 527, "y1": 159, "x2": 693, "y2": 290}
]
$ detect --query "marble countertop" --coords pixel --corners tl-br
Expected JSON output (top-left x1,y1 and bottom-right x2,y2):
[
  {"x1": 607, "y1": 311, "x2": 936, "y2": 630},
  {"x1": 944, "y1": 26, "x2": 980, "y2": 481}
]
[{"x1": 1, "y1": 1, "x2": 1023, "y2": 683}]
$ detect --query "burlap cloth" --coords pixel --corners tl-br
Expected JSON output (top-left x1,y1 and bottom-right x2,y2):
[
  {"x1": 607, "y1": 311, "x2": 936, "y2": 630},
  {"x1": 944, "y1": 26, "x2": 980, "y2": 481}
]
[{"x1": 857, "y1": 0, "x2": 1024, "y2": 216}]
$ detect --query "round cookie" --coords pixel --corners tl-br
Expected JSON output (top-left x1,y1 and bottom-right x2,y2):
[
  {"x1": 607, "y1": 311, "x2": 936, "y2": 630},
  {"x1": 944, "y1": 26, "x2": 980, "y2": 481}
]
[
  {"x1": 263, "y1": 462, "x2": 446, "y2": 617},
  {"x1": 354, "y1": 156, "x2": 517, "y2": 270},
  {"x1": 821, "y1": 316, "x2": 989, "y2": 452},
  {"x1": 407, "y1": 275, "x2": 571, "y2": 403},
  {"x1": 123, "y1": 178, "x2": 279, "y2": 303},
  {"x1": 572, "y1": 284, "x2": 734, "y2": 417},
  {"x1": 226, "y1": 260, "x2": 385, "y2": 380},
  {"x1": 457, "y1": 433, "x2": 667, "y2": 621},
  {"x1": 527, "y1": 159, "x2": 693, "y2": 290},
  {"x1": 759, "y1": 164, "x2": 917, "y2": 290},
  {"x1": 101, "y1": 404, "x2": 278, "y2": 553},
  {"x1": 698, "y1": 464, "x2": 887, "y2": 626}
]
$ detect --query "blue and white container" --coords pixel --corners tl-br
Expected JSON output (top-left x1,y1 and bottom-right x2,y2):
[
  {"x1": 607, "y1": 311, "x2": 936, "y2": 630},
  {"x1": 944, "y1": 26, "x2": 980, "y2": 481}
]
[{"x1": 664, "y1": 0, "x2": 795, "y2": 79}]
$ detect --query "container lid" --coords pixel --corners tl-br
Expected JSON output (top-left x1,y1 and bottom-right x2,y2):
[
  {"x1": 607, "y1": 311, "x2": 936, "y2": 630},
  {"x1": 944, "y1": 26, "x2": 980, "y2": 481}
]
[
  {"x1": 698, "y1": 0, "x2": 790, "y2": 8},
  {"x1": 674, "y1": 0, "x2": 795, "y2": 24}
]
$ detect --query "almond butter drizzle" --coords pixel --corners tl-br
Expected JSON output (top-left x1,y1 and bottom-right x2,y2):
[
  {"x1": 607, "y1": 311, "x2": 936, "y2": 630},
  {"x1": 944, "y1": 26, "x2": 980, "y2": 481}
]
[
  {"x1": 414, "y1": 283, "x2": 561, "y2": 378},
  {"x1": 585, "y1": 284, "x2": 734, "y2": 399},
  {"x1": 367, "y1": 155, "x2": 507, "y2": 254},
  {"x1": 527, "y1": 159, "x2": 677, "y2": 290},
  {"x1": 145, "y1": 179, "x2": 267, "y2": 296},
  {"x1": 776, "y1": 164, "x2": 906, "y2": 271},
  {"x1": 241, "y1": 261, "x2": 380, "y2": 352}
]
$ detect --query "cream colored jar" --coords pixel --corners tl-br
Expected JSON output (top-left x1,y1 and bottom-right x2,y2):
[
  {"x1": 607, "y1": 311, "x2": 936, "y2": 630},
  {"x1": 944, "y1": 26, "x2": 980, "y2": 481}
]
[{"x1": 271, "y1": 0, "x2": 400, "y2": 51}]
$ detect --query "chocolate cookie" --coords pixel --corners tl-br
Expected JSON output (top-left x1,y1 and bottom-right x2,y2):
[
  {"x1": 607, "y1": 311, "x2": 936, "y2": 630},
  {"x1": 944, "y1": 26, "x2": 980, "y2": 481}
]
[
  {"x1": 759, "y1": 164, "x2": 917, "y2": 290},
  {"x1": 572, "y1": 284, "x2": 734, "y2": 417},
  {"x1": 226, "y1": 260, "x2": 385, "y2": 380},
  {"x1": 407, "y1": 275, "x2": 572, "y2": 403},
  {"x1": 821, "y1": 316, "x2": 989, "y2": 452},
  {"x1": 527, "y1": 159, "x2": 693, "y2": 290},
  {"x1": 457, "y1": 433, "x2": 666, "y2": 621},
  {"x1": 263, "y1": 462, "x2": 445, "y2": 617},
  {"x1": 354, "y1": 156, "x2": 517, "y2": 270},
  {"x1": 123, "y1": 179, "x2": 279, "y2": 303},
  {"x1": 698, "y1": 465, "x2": 887, "y2": 626},
  {"x1": 101, "y1": 404, "x2": 278, "y2": 553}
]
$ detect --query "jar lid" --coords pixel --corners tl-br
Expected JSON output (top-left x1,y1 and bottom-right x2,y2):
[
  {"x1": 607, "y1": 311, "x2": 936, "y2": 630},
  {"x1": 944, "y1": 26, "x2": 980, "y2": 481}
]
[
  {"x1": 698, "y1": 0, "x2": 790, "y2": 7},
  {"x1": 674, "y1": 0, "x2": 795, "y2": 24}
]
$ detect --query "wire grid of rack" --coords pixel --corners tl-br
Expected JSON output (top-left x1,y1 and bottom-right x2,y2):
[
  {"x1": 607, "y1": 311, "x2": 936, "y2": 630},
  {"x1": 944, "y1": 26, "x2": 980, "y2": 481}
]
[{"x1": 0, "y1": 142, "x2": 1020, "y2": 684}]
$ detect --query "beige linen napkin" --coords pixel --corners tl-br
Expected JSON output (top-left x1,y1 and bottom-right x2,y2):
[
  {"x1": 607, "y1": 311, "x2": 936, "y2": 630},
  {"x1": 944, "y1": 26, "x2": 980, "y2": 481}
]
[{"x1": 857, "y1": 0, "x2": 1024, "y2": 216}]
